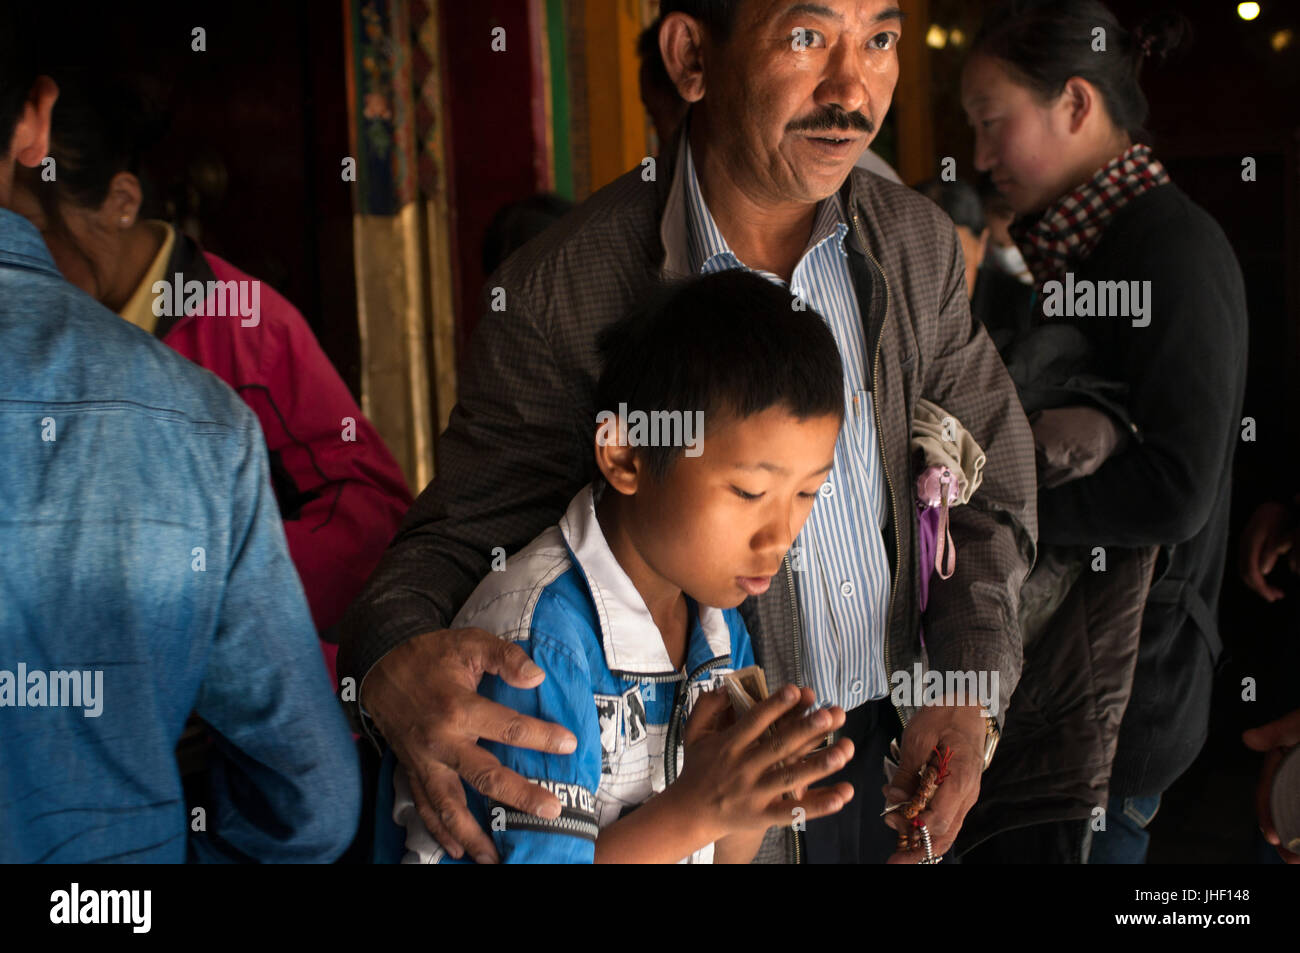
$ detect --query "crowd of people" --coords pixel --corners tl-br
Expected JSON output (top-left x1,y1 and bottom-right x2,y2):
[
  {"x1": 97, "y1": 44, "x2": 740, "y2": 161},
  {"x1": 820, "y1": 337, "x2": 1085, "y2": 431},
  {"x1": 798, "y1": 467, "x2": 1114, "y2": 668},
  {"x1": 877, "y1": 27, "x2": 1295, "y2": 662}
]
[{"x1": 2, "y1": 0, "x2": 1295, "y2": 864}]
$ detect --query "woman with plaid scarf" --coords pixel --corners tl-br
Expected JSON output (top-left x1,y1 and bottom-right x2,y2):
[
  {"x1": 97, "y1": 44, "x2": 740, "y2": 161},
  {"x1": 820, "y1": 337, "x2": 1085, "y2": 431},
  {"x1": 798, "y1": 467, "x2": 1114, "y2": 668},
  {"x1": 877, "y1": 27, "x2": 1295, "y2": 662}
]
[{"x1": 960, "y1": 0, "x2": 1249, "y2": 863}]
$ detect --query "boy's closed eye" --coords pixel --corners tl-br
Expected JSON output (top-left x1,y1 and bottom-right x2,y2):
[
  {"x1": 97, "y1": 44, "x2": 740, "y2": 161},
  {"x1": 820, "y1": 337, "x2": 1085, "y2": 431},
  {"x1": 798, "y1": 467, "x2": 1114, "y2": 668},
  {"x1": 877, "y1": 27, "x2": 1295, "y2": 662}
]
[{"x1": 730, "y1": 485, "x2": 822, "y2": 502}]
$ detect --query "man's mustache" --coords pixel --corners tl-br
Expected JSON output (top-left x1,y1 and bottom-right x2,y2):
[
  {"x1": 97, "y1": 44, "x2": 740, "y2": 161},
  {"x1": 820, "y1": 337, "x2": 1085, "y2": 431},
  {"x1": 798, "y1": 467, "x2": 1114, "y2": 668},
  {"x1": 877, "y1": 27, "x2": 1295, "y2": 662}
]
[{"x1": 789, "y1": 107, "x2": 874, "y2": 135}]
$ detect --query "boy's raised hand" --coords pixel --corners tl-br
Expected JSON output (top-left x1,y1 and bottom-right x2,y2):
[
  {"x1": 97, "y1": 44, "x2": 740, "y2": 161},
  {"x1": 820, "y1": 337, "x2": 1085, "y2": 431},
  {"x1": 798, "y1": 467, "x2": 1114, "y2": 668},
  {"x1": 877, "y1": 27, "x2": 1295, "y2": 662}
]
[{"x1": 677, "y1": 683, "x2": 855, "y2": 841}]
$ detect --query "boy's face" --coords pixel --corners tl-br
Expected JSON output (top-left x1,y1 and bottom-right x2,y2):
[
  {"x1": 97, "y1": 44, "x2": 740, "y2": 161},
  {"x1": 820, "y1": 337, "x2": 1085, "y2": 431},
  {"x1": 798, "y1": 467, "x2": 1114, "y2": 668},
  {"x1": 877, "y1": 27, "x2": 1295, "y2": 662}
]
[{"x1": 613, "y1": 405, "x2": 841, "y2": 610}]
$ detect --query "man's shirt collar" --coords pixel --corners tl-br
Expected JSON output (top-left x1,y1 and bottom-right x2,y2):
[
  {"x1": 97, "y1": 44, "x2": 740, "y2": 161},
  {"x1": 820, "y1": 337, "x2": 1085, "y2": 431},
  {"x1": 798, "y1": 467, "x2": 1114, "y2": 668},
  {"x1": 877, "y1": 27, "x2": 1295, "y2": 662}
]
[
  {"x1": 682, "y1": 137, "x2": 849, "y2": 277},
  {"x1": 658, "y1": 116, "x2": 852, "y2": 280}
]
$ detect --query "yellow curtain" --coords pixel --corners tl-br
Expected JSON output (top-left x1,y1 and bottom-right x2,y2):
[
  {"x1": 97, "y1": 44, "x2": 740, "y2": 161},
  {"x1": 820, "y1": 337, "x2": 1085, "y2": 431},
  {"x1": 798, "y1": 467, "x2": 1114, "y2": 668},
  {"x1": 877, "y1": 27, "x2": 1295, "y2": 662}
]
[{"x1": 343, "y1": 0, "x2": 457, "y2": 492}]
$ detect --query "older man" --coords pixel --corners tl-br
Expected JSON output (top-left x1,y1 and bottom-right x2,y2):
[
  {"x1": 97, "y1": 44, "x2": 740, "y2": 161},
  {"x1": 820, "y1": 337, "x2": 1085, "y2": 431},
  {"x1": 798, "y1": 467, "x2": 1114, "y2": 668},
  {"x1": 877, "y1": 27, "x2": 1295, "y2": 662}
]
[{"x1": 343, "y1": 0, "x2": 1037, "y2": 864}]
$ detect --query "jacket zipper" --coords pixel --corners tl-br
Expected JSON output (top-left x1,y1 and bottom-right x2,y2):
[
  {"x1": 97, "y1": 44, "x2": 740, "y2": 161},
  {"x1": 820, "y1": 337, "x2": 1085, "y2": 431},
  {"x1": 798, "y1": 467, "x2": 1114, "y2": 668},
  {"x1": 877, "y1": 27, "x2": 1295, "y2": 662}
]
[
  {"x1": 783, "y1": 553, "x2": 804, "y2": 864},
  {"x1": 499, "y1": 810, "x2": 600, "y2": 841},
  {"x1": 663, "y1": 655, "x2": 731, "y2": 787},
  {"x1": 853, "y1": 212, "x2": 907, "y2": 733}
]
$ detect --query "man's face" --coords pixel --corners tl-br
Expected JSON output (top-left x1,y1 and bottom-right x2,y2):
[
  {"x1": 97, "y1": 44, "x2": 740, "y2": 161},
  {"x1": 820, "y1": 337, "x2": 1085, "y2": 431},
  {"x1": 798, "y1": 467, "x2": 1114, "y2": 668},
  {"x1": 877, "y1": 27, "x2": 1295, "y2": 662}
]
[
  {"x1": 621, "y1": 405, "x2": 841, "y2": 610},
  {"x1": 702, "y1": 0, "x2": 903, "y2": 205}
]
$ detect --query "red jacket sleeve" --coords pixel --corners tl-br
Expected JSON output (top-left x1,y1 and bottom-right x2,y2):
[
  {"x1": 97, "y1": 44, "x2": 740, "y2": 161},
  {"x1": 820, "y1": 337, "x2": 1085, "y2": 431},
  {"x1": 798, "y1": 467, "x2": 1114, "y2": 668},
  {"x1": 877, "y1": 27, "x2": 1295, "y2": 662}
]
[{"x1": 163, "y1": 253, "x2": 413, "y2": 640}]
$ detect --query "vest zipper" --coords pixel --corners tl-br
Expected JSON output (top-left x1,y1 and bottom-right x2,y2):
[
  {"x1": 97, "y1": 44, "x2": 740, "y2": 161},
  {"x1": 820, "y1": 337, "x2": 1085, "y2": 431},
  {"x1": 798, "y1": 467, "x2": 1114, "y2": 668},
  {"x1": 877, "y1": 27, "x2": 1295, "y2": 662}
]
[
  {"x1": 783, "y1": 553, "x2": 805, "y2": 863},
  {"x1": 499, "y1": 810, "x2": 600, "y2": 841},
  {"x1": 663, "y1": 655, "x2": 731, "y2": 787},
  {"x1": 853, "y1": 212, "x2": 907, "y2": 733}
]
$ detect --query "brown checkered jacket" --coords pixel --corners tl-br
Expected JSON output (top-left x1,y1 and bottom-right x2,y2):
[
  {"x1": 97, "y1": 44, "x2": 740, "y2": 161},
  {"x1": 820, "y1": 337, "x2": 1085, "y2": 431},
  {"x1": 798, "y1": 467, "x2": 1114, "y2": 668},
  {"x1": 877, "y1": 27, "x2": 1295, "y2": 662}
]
[{"x1": 341, "y1": 126, "x2": 1039, "y2": 863}]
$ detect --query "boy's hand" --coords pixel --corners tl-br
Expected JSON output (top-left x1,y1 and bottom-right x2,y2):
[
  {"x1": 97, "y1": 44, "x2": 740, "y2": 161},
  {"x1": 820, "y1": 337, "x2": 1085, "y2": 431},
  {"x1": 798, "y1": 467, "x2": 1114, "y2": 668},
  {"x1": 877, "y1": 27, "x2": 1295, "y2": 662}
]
[{"x1": 676, "y1": 683, "x2": 854, "y2": 843}]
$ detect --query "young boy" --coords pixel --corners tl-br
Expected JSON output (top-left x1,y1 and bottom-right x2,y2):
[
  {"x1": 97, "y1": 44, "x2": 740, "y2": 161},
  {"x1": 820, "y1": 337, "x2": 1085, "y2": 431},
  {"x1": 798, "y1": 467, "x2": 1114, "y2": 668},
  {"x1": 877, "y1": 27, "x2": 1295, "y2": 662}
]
[{"x1": 388, "y1": 270, "x2": 856, "y2": 863}]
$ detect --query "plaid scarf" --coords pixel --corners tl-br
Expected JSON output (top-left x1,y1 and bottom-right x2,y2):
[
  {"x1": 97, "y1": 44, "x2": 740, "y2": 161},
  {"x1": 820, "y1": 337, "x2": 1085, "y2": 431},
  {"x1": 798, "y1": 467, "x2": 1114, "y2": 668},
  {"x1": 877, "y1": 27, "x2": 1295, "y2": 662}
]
[{"x1": 1010, "y1": 143, "x2": 1171, "y2": 289}]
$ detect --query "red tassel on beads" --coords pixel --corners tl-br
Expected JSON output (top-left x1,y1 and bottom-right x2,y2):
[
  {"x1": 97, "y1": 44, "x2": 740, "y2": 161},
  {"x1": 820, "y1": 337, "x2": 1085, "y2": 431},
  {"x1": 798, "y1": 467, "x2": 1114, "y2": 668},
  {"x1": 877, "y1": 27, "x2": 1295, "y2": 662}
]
[{"x1": 897, "y1": 745, "x2": 953, "y2": 852}]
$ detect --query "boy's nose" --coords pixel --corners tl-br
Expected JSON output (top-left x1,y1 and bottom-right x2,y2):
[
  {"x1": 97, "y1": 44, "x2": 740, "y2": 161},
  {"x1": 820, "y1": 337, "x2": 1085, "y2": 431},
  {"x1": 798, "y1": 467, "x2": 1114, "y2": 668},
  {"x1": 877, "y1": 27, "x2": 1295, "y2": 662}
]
[{"x1": 755, "y1": 513, "x2": 797, "y2": 561}]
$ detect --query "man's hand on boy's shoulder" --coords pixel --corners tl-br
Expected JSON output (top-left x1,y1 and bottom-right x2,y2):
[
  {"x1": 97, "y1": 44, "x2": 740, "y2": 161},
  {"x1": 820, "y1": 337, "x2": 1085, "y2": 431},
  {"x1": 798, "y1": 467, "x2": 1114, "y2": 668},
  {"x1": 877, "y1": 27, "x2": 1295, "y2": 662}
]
[{"x1": 362, "y1": 627, "x2": 578, "y2": 864}]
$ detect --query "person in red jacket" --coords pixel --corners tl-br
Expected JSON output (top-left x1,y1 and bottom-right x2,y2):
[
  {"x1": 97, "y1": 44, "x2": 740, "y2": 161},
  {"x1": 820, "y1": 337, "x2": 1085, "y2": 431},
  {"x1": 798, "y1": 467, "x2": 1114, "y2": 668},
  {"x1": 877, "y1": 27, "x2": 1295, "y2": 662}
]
[{"x1": 12, "y1": 71, "x2": 413, "y2": 686}]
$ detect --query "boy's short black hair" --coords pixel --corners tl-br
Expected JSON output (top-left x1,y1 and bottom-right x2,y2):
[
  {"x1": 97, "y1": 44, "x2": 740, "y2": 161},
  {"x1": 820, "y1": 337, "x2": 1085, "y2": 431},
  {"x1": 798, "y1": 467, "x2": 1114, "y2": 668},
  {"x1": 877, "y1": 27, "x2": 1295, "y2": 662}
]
[
  {"x1": 0, "y1": 3, "x2": 40, "y2": 157},
  {"x1": 636, "y1": 19, "x2": 678, "y2": 103},
  {"x1": 596, "y1": 270, "x2": 845, "y2": 481}
]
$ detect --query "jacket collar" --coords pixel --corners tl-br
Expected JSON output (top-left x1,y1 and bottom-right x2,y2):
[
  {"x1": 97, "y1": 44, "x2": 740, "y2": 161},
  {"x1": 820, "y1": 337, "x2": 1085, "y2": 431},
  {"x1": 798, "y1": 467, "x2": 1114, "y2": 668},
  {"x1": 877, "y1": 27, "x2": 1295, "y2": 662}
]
[
  {"x1": 657, "y1": 117, "x2": 693, "y2": 280},
  {"x1": 0, "y1": 208, "x2": 60, "y2": 276},
  {"x1": 559, "y1": 484, "x2": 733, "y2": 676}
]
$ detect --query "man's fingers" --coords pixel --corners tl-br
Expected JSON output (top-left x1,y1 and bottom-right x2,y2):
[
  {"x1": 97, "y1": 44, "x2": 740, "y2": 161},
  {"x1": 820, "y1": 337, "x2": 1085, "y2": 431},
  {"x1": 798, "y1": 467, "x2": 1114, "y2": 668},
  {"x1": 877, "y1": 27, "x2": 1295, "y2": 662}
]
[
  {"x1": 446, "y1": 741, "x2": 564, "y2": 820},
  {"x1": 409, "y1": 767, "x2": 464, "y2": 859},
  {"x1": 462, "y1": 691, "x2": 577, "y2": 754},
  {"x1": 411, "y1": 762, "x2": 500, "y2": 863},
  {"x1": 1245, "y1": 546, "x2": 1279, "y2": 598},
  {"x1": 466, "y1": 629, "x2": 548, "y2": 688},
  {"x1": 1243, "y1": 709, "x2": 1300, "y2": 750},
  {"x1": 1256, "y1": 747, "x2": 1283, "y2": 846}
]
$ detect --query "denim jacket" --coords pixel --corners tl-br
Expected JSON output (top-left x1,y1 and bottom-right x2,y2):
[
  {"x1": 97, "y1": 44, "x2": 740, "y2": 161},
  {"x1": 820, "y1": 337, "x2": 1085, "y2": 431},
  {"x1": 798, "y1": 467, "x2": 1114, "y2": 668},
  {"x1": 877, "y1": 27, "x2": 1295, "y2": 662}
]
[{"x1": 0, "y1": 209, "x2": 359, "y2": 862}]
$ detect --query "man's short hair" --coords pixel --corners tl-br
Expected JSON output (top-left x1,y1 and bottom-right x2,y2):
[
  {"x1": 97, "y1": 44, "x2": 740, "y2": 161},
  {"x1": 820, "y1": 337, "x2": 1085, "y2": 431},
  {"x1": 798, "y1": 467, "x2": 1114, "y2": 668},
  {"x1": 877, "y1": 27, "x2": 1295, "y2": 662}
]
[
  {"x1": 596, "y1": 270, "x2": 845, "y2": 480},
  {"x1": 0, "y1": 4, "x2": 41, "y2": 157},
  {"x1": 916, "y1": 178, "x2": 986, "y2": 236},
  {"x1": 637, "y1": 19, "x2": 678, "y2": 102},
  {"x1": 657, "y1": 0, "x2": 742, "y2": 44}
]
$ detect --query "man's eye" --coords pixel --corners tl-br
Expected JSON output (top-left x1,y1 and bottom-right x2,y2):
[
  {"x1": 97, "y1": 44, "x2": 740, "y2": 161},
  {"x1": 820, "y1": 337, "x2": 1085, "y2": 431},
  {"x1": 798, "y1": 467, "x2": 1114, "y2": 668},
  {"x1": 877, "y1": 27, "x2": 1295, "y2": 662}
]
[
  {"x1": 869, "y1": 31, "x2": 898, "y2": 51},
  {"x1": 798, "y1": 490, "x2": 819, "y2": 500},
  {"x1": 732, "y1": 486, "x2": 764, "y2": 501},
  {"x1": 790, "y1": 27, "x2": 825, "y2": 50}
]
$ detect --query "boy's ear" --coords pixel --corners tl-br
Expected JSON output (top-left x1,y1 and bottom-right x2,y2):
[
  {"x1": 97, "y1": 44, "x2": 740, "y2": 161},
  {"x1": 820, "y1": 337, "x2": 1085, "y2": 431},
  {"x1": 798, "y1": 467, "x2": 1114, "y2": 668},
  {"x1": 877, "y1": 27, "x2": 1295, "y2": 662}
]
[{"x1": 594, "y1": 413, "x2": 641, "y2": 496}]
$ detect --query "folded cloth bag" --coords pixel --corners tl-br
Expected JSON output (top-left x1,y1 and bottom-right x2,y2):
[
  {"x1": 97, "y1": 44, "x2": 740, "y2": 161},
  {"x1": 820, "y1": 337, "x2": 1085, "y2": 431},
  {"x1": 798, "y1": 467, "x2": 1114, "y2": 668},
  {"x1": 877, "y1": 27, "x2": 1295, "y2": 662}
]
[{"x1": 911, "y1": 398, "x2": 987, "y2": 613}]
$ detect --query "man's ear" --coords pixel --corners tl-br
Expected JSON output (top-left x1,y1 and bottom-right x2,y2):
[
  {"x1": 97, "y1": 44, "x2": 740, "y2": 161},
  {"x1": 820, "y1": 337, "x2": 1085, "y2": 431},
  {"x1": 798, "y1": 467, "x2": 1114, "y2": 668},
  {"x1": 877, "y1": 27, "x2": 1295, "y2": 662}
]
[
  {"x1": 594, "y1": 413, "x2": 642, "y2": 497},
  {"x1": 10, "y1": 76, "x2": 58, "y2": 169},
  {"x1": 660, "y1": 13, "x2": 708, "y2": 104}
]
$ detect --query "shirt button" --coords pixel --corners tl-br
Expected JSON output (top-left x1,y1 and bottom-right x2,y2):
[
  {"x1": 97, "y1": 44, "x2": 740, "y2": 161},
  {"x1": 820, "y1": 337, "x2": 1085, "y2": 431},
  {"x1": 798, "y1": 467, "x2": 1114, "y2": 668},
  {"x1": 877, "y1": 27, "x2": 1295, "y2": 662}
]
[
  {"x1": 851, "y1": 679, "x2": 864, "y2": 695},
  {"x1": 840, "y1": 580, "x2": 855, "y2": 598},
  {"x1": 819, "y1": 481, "x2": 835, "y2": 499}
]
